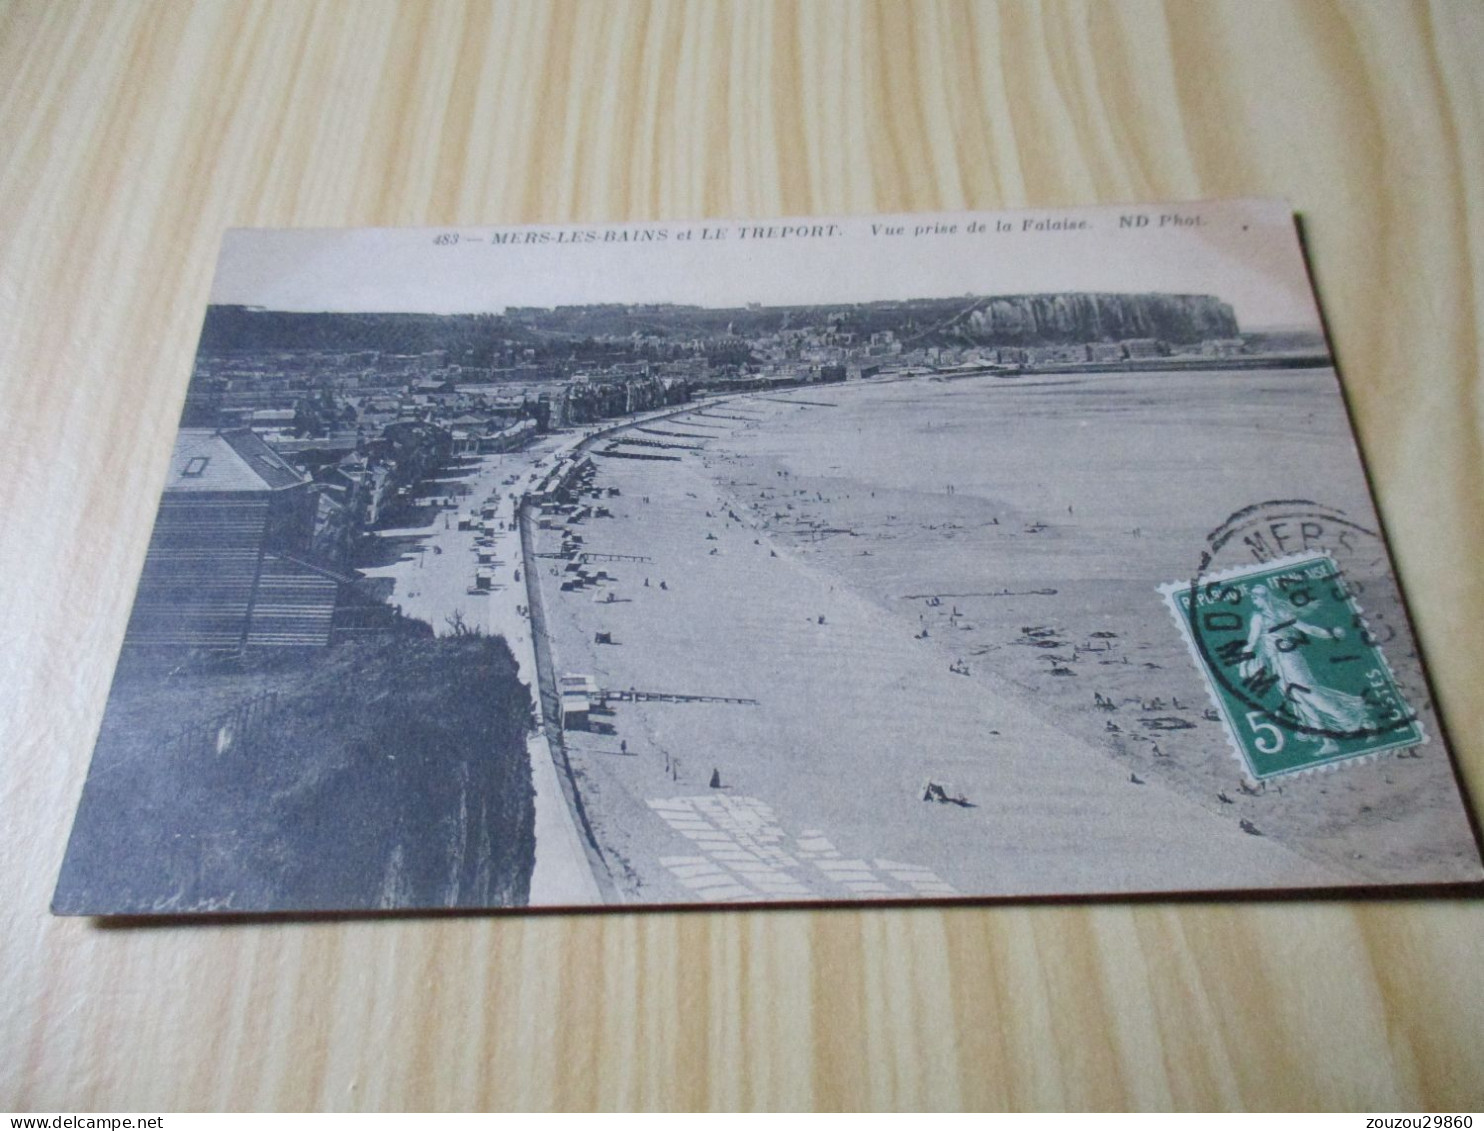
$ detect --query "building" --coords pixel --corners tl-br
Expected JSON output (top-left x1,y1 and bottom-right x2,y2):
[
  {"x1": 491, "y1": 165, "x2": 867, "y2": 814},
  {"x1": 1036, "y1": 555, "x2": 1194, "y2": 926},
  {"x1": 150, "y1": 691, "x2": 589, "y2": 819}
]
[
  {"x1": 475, "y1": 418, "x2": 538, "y2": 454},
  {"x1": 123, "y1": 428, "x2": 346, "y2": 650},
  {"x1": 559, "y1": 674, "x2": 600, "y2": 731},
  {"x1": 1121, "y1": 338, "x2": 1165, "y2": 360},
  {"x1": 1199, "y1": 338, "x2": 1247, "y2": 358}
]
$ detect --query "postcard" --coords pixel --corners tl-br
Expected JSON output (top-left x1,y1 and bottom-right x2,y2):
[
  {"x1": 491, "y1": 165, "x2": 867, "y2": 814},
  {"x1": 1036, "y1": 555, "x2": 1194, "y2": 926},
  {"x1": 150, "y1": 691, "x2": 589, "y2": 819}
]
[{"x1": 53, "y1": 199, "x2": 1482, "y2": 915}]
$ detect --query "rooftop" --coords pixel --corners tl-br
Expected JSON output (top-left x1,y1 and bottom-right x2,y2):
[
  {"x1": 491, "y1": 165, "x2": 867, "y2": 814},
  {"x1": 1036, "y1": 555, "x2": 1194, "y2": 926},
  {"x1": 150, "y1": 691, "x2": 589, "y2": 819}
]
[{"x1": 166, "y1": 428, "x2": 308, "y2": 493}]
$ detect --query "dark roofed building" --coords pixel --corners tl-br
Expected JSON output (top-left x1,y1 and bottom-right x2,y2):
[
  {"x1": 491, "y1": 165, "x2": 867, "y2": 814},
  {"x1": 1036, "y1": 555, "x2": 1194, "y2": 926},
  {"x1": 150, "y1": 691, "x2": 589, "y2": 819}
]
[{"x1": 124, "y1": 429, "x2": 344, "y2": 650}]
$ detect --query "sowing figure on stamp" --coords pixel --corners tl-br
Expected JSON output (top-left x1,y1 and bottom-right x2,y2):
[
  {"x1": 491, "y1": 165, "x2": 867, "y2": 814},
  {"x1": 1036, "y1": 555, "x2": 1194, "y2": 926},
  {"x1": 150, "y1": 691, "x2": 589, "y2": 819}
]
[{"x1": 1239, "y1": 584, "x2": 1370, "y2": 753}]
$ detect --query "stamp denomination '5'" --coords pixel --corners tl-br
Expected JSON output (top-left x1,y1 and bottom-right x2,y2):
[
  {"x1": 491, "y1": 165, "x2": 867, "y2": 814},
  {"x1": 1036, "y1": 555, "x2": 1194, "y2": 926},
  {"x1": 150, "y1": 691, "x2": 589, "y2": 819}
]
[{"x1": 1162, "y1": 552, "x2": 1424, "y2": 780}]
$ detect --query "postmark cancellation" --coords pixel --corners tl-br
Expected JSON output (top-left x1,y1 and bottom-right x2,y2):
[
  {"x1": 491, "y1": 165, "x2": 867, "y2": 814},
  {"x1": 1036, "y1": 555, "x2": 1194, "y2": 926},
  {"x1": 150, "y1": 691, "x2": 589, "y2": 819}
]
[{"x1": 1161, "y1": 551, "x2": 1425, "y2": 781}]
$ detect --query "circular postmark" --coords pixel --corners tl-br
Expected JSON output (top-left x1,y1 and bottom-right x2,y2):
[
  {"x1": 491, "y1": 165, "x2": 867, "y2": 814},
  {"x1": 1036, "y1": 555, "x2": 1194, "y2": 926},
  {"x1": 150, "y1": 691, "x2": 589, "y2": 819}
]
[{"x1": 1164, "y1": 500, "x2": 1426, "y2": 778}]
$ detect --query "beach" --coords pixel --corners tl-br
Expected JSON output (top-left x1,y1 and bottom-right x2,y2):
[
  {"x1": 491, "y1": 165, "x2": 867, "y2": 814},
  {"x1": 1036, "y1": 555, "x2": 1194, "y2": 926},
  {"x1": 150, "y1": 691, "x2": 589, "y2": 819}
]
[{"x1": 527, "y1": 370, "x2": 1481, "y2": 904}]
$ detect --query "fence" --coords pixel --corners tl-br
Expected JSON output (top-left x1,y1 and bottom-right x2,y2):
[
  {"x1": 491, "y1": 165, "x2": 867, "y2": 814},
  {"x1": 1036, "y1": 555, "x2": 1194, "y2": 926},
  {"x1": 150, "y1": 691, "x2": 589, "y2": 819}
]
[{"x1": 148, "y1": 689, "x2": 281, "y2": 761}]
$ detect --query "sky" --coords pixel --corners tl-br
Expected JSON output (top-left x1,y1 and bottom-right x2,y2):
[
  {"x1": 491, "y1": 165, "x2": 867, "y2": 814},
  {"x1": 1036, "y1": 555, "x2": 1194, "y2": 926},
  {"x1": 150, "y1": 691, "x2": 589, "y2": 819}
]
[{"x1": 210, "y1": 198, "x2": 1322, "y2": 332}]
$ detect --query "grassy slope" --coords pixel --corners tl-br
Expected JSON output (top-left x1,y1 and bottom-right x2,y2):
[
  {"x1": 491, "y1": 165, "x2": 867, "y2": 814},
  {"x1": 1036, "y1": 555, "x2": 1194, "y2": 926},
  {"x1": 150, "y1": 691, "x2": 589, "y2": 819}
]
[{"x1": 54, "y1": 632, "x2": 536, "y2": 914}]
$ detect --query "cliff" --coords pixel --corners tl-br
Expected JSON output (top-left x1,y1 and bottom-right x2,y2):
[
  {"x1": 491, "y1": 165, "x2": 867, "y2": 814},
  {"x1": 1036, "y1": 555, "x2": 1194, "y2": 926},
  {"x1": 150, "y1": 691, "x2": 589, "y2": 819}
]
[
  {"x1": 952, "y1": 293, "x2": 1238, "y2": 346},
  {"x1": 194, "y1": 291, "x2": 1240, "y2": 359}
]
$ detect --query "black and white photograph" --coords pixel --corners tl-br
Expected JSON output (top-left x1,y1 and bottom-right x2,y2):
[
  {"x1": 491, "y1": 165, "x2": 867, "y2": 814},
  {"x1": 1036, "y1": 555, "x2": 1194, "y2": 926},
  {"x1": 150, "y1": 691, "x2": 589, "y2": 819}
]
[{"x1": 52, "y1": 199, "x2": 1483, "y2": 915}]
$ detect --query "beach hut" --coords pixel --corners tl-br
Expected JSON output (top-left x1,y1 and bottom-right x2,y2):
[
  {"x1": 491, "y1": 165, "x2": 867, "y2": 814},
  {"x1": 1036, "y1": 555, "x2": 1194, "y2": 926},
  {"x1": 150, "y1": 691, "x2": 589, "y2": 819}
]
[
  {"x1": 559, "y1": 673, "x2": 599, "y2": 731},
  {"x1": 559, "y1": 690, "x2": 590, "y2": 730}
]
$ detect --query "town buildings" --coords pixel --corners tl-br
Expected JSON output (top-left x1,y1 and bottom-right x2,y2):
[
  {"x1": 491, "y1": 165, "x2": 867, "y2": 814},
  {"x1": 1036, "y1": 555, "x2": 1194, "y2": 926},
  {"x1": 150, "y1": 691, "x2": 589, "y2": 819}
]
[
  {"x1": 144, "y1": 298, "x2": 1299, "y2": 653},
  {"x1": 123, "y1": 429, "x2": 345, "y2": 650}
]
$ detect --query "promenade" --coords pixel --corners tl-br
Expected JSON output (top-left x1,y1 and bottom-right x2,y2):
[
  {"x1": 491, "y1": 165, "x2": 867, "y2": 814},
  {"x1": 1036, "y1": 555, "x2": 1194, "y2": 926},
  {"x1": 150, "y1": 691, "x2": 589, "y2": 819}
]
[{"x1": 358, "y1": 438, "x2": 605, "y2": 906}]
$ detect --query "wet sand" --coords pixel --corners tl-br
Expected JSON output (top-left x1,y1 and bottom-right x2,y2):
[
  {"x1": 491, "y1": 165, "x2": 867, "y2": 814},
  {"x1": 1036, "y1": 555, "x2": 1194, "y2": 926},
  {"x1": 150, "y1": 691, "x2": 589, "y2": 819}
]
[{"x1": 531, "y1": 372, "x2": 1481, "y2": 903}]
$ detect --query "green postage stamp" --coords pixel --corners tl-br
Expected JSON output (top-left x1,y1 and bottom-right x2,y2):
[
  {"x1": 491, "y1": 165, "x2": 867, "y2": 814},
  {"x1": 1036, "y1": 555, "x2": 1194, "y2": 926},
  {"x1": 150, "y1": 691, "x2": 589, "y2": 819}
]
[{"x1": 1161, "y1": 551, "x2": 1425, "y2": 780}]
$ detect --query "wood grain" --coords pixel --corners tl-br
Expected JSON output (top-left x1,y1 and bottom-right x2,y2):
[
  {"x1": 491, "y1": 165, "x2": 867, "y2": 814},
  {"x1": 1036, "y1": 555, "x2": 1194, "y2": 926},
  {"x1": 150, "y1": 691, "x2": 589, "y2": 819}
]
[{"x1": 2, "y1": 0, "x2": 1481, "y2": 1111}]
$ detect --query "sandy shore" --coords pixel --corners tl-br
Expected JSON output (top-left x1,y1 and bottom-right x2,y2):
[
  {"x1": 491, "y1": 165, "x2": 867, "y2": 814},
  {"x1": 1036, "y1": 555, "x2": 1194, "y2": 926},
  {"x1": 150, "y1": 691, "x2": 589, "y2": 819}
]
[{"x1": 527, "y1": 371, "x2": 1479, "y2": 904}]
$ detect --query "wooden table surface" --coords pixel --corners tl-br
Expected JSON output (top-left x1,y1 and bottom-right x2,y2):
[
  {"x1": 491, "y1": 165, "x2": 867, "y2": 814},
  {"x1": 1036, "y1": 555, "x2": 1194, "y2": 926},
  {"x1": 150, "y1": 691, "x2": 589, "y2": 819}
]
[{"x1": 3, "y1": 0, "x2": 1482, "y2": 1111}]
